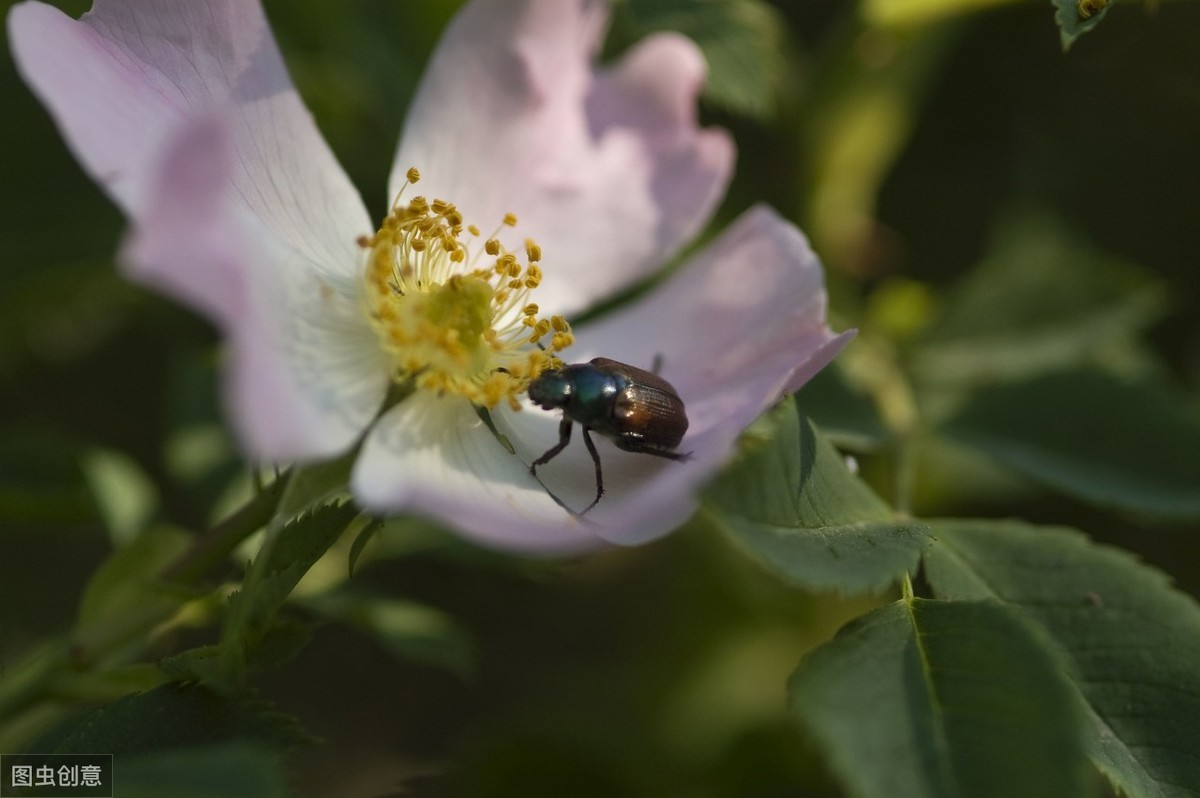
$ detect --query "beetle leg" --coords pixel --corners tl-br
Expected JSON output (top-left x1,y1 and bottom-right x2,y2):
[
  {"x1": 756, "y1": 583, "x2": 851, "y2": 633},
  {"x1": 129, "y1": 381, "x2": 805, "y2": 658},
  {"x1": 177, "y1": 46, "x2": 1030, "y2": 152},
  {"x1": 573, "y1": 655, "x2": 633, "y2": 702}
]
[
  {"x1": 531, "y1": 417, "x2": 573, "y2": 476},
  {"x1": 580, "y1": 426, "x2": 604, "y2": 514}
]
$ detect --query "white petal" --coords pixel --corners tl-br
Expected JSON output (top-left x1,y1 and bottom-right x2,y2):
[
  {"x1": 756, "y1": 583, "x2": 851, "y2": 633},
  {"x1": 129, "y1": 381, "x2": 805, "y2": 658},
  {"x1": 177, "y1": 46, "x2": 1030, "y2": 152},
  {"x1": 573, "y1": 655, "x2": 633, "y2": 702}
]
[
  {"x1": 10, "y1": 1, "x2": 388, "y2": 459},
  {"x1": 352, "y1": 393, "x2": 602, "y2": 553},
  {"x1": 510, "y1": 206, "x2": 852, "y2": 544},
  {"x1": 8, "y1": 0, "x2": 372, "y2": 276},
  {"x1": 352, "y1": 208, "x2": 850, "y2": 548},
  {"x1": 392, "y1": 0, "x2": 733, "y2": 315},
  {"x1": 572, "y1": 205, "x2": 851, "y2": 404},
  {"x1": 121, "y1": 114, "x2": 389, "y2": 458},
  {"x1": 497, "y1": 400, "x2": 703, "y2": 545}
]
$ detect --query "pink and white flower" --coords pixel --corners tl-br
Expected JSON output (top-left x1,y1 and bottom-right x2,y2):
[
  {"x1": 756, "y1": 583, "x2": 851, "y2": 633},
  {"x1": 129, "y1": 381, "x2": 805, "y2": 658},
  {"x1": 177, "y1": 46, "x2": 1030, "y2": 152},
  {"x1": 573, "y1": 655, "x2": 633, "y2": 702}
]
[{"x1": 8, "y1": 0, "x2": 850, "y2": 551}]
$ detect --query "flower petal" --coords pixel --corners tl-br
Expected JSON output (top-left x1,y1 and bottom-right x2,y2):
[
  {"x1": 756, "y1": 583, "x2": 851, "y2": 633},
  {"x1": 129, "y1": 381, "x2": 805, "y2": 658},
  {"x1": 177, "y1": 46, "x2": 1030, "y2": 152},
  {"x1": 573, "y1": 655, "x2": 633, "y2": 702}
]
[
  {"x1": 497, "y1": 400, "x2": 703, "y2": 544},
  {"x1": 352, "y1": 393, "x2": 601, "y2": 553},
  {"x1": 8, "y1": 1, "x2": 371, "y2": 275},
  {"x1": 513, "y1": 206, "x2": 853, "y2": 545},
  {"x1": 573, "y1": 205, "x2": 851, "y2": 402},
  {"x1": 9, "y1": 0, "x2": 387, "y2": 459},
  {"x1": 121, "y1": 113, "x2": 389, "y2": 459},
  {"x1": 392, "y1": 0, "x2": 733, "y2": 316},
  {"x1": 353, "y1": 209, "x2": 848, "y2": 549}
]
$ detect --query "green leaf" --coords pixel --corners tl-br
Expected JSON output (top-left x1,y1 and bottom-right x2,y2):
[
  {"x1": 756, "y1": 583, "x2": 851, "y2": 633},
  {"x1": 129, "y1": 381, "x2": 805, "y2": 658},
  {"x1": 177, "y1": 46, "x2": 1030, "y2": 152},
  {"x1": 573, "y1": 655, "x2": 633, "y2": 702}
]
[
  {"x1": 115, "y1": 742, "x2": 290, "y2": 798},
  {"x1": 621, "y1": 0, "x2": 785, "y2": 120},
  {"x1": 162, "y1": 618, "x2": 314, "y2": 685},
  {"x1": 274, "y1": 453, "x2": 356, "y2": 523},
  {"x1": 52, "y1": 663, "x2": 163, "y2": 704},
  {"x1": 304, "y1": 589, "x2": 476, "y2": 679},
  {"x1": 706, "y1": 402, "x2": 929, "y2": 594},
  {"x1": 159, "y1": 646, "x2": 224, "y2": 685},
  {"x1": 164, "y1": 425, "x2": 235, "y2": 484},
  {"x1": 73, "y1": 526, "x2": 196, "y2": 658},
  {"x1": 47, "y1": 683, "x2": 312, "y2": 756},
  {"x1": 79, "y1": 448, "x2": 159, "y2": 547},
  {"x1": 940, "y1": 369, "x2": 1200, "y2": 519},
  {"x1": 1053, "y1": 0, "x2": 1116, "y2": 50},
  {"x1": 346, "y1": 517, "x2": 382, "y2": 577},
  {"x1": 863, "y1": 0, "x2": 1022, "y2": 28},
  {"x1": 790, "y1": 598, "x2": 1093, "y2": 798},
  {"x1": 914, "y1": 214, "x2": 1164, "y2": 390},
  {"x1": 224, "y1": 501, "x2": 360, "y2": 658},
  {"x1": 796, "y1": 361, "x2": 889, "y2": 451},
  {"x1": 924, "y1": 519, "x2": 1200, "y2": 798},
  {"x1": 805, "y1": 24, "x2": 956, "y2": 270}
]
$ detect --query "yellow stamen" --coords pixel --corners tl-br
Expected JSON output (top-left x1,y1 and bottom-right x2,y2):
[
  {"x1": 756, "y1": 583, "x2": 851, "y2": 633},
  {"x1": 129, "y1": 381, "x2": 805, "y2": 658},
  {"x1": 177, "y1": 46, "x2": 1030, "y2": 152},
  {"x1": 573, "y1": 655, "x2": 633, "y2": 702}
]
[{"x1": 360, "y1": 168, "x2": 572, "y2": 409}]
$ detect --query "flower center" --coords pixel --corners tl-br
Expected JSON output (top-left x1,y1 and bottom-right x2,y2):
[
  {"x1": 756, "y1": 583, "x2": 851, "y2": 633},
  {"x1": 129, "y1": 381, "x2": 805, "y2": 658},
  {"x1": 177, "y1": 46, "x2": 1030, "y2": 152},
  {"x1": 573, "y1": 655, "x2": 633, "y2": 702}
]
[{"x1": 358, "y1": 168, "x2": 573, "y2": 410}]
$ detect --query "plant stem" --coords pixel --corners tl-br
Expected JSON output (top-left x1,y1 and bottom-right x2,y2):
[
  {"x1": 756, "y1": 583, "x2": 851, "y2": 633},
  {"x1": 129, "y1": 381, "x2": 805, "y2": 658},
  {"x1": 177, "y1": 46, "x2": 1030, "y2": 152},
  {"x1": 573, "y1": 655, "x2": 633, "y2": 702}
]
[
  {"x1": 0, "y1": 475, "x2": 287, "y2": 731},
  {"x1": 163, "y1": 476, "x2": 286, "y2": 584}
]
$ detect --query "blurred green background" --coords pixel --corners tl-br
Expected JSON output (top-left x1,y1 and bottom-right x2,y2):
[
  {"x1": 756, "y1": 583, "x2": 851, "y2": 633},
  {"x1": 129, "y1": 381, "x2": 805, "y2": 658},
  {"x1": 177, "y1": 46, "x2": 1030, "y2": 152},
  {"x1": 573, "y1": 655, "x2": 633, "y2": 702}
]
[{"x1": 2, "y1": 0, "x2": 1199, "y2": 795}]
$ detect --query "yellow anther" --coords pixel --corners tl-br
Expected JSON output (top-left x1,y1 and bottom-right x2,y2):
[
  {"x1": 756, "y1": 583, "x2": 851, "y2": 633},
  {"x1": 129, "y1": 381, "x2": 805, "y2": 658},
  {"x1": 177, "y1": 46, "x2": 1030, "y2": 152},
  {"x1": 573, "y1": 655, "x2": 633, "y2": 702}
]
[
  {"x1": 525, "y1": 239, "x2": 542, "y2": 262},
  {"x1": 503, "y1": 213, "x2": 518, "y2": 227},
  {"x1": 361, "y1": 168, "x2": 571, "y2": 410},
  {"x1": 406, "y1": 166, "x2": 421, "y2": 183}
]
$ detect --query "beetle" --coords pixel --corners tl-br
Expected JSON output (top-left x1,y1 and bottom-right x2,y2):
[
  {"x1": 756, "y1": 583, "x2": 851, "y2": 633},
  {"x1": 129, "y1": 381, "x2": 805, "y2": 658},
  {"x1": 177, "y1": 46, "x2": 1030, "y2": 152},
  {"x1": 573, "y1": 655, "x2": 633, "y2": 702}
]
[{"x1": 527, "y1": 356, "x2": 691, "y2": 514}]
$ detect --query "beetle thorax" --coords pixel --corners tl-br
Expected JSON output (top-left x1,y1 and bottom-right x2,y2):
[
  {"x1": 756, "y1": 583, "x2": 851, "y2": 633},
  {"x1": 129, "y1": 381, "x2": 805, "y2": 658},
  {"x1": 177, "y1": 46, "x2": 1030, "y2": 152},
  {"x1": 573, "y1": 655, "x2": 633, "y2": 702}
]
[{"x1": 562, "y1": 364, "x2": 625, "y2": 426}]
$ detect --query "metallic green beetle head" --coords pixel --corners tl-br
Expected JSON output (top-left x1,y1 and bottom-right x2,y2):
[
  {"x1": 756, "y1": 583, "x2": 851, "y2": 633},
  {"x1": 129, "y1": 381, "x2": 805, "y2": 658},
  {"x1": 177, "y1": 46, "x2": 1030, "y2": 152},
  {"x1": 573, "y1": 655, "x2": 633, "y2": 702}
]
[{"x1": 527, "y1": 368, "x2": 573, "y2": 410}]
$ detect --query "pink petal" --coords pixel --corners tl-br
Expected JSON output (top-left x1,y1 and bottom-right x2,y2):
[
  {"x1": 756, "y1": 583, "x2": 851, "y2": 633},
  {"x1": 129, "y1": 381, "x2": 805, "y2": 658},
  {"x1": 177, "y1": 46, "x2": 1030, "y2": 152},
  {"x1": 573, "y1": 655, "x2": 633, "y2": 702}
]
[
  {"x1": 513, "y1": 206, "x2": 853, "y2": 544},
  {"x1": 353, "y1": 208, "x2": 848, "y2": 548},
  {"x1": 121, "y1": 113, "x2": 389, "y2": 459},
  {"x1": 9, "y1": 1, "x2": 387, "y2": 459},
  {"x1": 573, "y1": 205, "x2": 851, "y2": 406},
  {"x1": 496, "y1": 401, "x2": 702, "y2": 544},
  {"x1": 8, "y1": 1, "x2": 370, "y2": 269},
  {"x1": 392, "y1": 0, "x2": 734, "y2": 316},
  {"x1": 351, "y1": 393, "x2": 601, "y2": 553}
]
